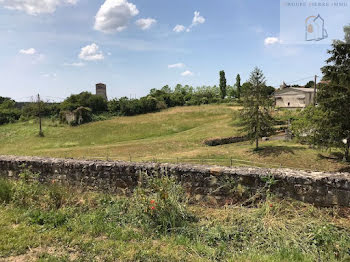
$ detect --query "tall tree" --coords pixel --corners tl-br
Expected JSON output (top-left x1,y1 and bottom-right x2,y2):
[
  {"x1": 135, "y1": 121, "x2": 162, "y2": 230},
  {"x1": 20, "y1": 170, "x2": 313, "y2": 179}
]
[
  {"x1": 236, "y1": 74, "x2": 241, "y2": 99},
  {"x1": 293, "y1": 26, "x2": 350, "y2": 161},
  {"x1": 317, "y1": 26, "x2": 350, "y2": 161},
  {"x1": 239, "y1": 67, "x2": 275, "y2": 150},
  {"x1": 219, "y1": 70, "x2": 227, "y2": 99}
]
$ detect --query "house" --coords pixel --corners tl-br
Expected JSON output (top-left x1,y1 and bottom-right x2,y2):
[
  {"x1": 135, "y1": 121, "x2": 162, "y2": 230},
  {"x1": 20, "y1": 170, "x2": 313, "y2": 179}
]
[{"x1": 274, "y1": 84, "x2": 316, "y2": 108}]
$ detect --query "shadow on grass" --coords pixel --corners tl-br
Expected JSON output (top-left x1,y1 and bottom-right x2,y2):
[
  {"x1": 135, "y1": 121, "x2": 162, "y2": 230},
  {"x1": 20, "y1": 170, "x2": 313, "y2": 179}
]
[
  {"x1": 252, "y1": 145, "x2": 306, "y2": 157},
  {"x1": 317, "y1": 152, "x2": 344, "y2": 161},
  {"x1": 317, "y1": 153, "x2": 350, "y2": 173},
  {"x1": 338, "y1": 166, "x2": 350, "y2": 173}
]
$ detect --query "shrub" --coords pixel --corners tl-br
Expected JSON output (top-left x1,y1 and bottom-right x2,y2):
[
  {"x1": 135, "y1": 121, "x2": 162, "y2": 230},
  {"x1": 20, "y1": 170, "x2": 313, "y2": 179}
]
[
  {"x1": 48, "y1": 183, "x2": 69, "y2": 209},
  {"x1": 27, "y1": 209, "x2": 69, "y2": 228},
  {"x1": 0, "y1": 179, "x2": 12, "y2": 204},
  {"x1": 129, "y1": 173, "x2": 196, "y2": 234},
  {"x1": 12, "y1": 170, "x2": 42, "y2": 207},
  {"x1": 0, "y1": 99, "x2": 21, "y2": 125}
]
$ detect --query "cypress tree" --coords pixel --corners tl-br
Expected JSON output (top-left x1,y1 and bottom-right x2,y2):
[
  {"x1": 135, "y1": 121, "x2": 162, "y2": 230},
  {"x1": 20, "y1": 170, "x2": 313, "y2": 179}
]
[
  {"x1": 236, "y1": 74, "x2": 241, "y2": 99},
  {"x1": 219, "y1": 70, "x2": 227, "y2": 99}
]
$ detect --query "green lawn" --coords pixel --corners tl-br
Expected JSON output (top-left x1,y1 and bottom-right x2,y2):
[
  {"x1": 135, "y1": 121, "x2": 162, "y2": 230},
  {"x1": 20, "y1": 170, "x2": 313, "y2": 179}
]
[{"x1": 0, "y1": 104, "x2": 349, "y2": 172}]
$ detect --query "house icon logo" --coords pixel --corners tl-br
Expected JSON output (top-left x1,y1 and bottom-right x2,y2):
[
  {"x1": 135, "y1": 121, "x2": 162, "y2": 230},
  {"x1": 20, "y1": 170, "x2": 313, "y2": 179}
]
[{"x1": 305, "y1": 14, "x2": 328, "y2": 41}]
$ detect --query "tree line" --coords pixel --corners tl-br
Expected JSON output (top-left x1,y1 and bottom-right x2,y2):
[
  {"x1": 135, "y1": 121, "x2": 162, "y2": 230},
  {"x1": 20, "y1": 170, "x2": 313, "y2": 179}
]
[{"x1": 0, "y1": 74, "x2": 276, "y2": 126}]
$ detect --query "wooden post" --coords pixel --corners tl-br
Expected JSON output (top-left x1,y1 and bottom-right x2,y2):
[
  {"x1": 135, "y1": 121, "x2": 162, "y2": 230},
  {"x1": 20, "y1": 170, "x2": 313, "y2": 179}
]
[
  {"x1": 37, "y1": 94, "x2": 43, "y2": 137},
  {"x1": 313, "y1": 75, "x2": 317, "y2": 106}
]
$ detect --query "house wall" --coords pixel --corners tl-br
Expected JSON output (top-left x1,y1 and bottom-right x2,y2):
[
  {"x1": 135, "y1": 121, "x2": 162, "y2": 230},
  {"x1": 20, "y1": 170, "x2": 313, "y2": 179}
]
[
  {"x1": 275, "y1": 94, "x2": 306, "y2": 108},
  {"x1": 275, "y1": 90, "x2": 315, "y2": 108}
]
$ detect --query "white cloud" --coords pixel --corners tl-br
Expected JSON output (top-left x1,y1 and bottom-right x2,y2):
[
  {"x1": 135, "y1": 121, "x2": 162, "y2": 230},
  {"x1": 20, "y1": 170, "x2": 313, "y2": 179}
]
[
  {"x1": 168, "y1": 63, "x2": 185, "y2": 69},
  {"x1": 192, "y1": 11, "x2": 205, "y2": 26},
  {"x1": 174, "y1": 11, "x2": 205, "y2": 33},
  {"x1": 264, "y1": 37, "x2": 280, "y2": 45},
  {"x1": 19, "y1": 48, "x2": 36, "y2": 55},
  {"x1": 181, "y1": 70, "x2": 194, "y2": 76},
  {"x1": 135, "y1": 18, "x2": 157, "y2": 30},
  {"x1": 0, "y1": 0, "x2": 78, "y2": 15},
  {"x1": 173, "y1": 24, "x2": 186, "y2": 33},
  {"x1": 79, "y1": 43, "x2": 104, "y2": 61},
  {"x1": 94, "y1": 0, "x2": 139, "y2": 34},
  {"x1": 63, "y1": 62, "x2": 85, "y2": 67}
]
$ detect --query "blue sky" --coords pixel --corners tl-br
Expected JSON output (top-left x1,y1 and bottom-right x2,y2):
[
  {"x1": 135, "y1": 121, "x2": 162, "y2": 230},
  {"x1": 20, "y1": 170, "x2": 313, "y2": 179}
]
[{"x1": 0, "y1": 0, "x2": 342, "y2": 101}]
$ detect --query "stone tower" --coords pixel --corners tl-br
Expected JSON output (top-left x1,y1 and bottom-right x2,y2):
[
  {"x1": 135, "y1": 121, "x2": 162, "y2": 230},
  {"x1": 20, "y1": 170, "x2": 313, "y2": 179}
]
[{"x1": 96, "y1": 83, "x2": 107, "y2": 101}]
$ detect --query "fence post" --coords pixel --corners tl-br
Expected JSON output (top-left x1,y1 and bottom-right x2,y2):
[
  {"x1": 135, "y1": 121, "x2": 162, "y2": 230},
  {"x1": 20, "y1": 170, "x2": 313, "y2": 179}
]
[{"x1": 230, "y1": 157, "x2": 233, "y2": 167}]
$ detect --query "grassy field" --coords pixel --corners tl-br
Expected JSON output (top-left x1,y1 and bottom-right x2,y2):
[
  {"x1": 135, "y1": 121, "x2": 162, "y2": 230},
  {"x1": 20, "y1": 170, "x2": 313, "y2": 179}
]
[
  {"x1": 0, "y1": 104, "x2": 349, "y2": 172},
  {"x1": 0, "y1": 175, "x2": 350, "y2": 262}
]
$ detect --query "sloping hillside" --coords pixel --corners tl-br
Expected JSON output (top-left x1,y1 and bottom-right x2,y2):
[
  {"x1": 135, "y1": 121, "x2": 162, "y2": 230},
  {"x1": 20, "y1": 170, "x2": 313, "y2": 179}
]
[{"x1": 0, "y1": 105, "x2": 348, "y2": 172}]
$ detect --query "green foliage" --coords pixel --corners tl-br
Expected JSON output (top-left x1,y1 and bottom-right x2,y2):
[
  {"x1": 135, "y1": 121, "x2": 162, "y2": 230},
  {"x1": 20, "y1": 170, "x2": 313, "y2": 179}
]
[
  {"x1": 294, "y1": 27, "x2": 350, "y2": 161},
  {"x1": 239, "y1": 67, "x2": 275, "y2": 149},
  {"x1": 27, "y1": 209, "x2": 69, "y2": 228},
  {"x1": 60, "y1": 106, "x2": 92, "y2": 126},
  {"x1": 0, "y1": 179, "x2": 12, "y2": 204},
  {"x1": 108, "y1": 96, "x2": 159, "y2": 116},
  {"x1": 219, "y1": 70, "x2": 227, "y2": 99},
  {"x1": 22, "y1": 102, "x2": 60, "y2": 119},
  {"x1": 11, "y1": 170, "x2": 42, "y2": 207},
  {"x1": 0, "y1": 99, "x2": 21, "y2": 125},
  {"x1": 264, "y1": 85, "x2": 276, "y2": 95},
  {"x1": 129, "y1": 174, "x2": 196, "y2": 234},
  {"x1": 107, "y1": 84, "x2": 230, "y2": 117},
  {"x1": 60, "y1": 92, "x2": 107, "y2": 113},
  {"x1": 226, "y1": 85, "x2": 236, "y2": 98},
  {"x1": 305, "y1": 80, "x2": 315, "y2": 88},
  {"x1": 0, "y1": 174, "x2": 350, "y2": 261},
  {"x1": 236, "y1": 74, "x2": 241, "y2": 99}
]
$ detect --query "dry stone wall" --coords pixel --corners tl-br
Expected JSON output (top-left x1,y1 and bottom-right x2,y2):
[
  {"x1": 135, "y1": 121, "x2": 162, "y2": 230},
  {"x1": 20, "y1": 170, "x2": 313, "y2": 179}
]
[
  {"x1": 203, "y1": 136, "x2": 248, "y2": 146},
  {"x1": 0, "y1": 155, "x2": 350, "y2": 207}
]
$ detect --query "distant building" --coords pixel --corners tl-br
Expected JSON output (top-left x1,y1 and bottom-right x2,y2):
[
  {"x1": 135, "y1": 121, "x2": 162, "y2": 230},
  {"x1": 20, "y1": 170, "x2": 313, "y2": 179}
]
[
  {"x1": 274, "y1": 84, "x2": 316, "y2": 108},
  {"x1": 96, "y1": 83, "x2": 107, "y2": 101}
]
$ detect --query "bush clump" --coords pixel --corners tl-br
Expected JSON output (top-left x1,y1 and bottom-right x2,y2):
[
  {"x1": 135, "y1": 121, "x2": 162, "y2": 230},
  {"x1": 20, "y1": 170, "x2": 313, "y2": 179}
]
[
  {"x1": 0, "y1": 179, "x2": 13, "y2": 204},
  {"x1": 128, "y1": 174, "x2": 196, "y2": 233}
]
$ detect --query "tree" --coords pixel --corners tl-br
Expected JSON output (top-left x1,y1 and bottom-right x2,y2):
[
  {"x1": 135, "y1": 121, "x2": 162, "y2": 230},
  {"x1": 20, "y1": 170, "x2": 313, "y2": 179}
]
[
  {"x1": 318, "y1": 27, "x2": 350, "y2": 160},
  {"x1": 219, "y1": 70, "x2": 227, "y2": 99},
  {"x1": 60, "y1": 92, "x2": 107, "y2": 113},
  {"x1": 227, "y1": 85, "x2": 236, "y2": 98},
  {"x1": 239, "y1": 67, "x2": 275, "y2": 150},
  {"x1": 305, "y1": 80, "x2": 315, "y2": 88},
  {"x1": 293, "y1": 27, "x2": 350, "y2": 161},
  {"x1": 236, "y1": 74, "x2": 241, "y2": 99},
  {"x1": 0, "y1": 98, "x2": 21, "y2": 125},
  {"x1": 263, "y1": 86, "x2": 276, "y2": 96}
]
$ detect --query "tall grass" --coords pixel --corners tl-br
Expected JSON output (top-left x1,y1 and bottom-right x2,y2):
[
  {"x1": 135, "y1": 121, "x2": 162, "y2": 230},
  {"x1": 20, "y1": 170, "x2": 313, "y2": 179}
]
[{"x1": 0, "y1": 171, "x2": 349, "y2": 261}]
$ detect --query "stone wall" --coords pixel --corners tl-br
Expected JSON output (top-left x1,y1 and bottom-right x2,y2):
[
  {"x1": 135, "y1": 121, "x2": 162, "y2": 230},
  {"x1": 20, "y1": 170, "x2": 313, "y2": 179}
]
[
  {"x1": 0, "y1": 155, "x2": 350, "y2": 207},
  {"x1": 203, "y1": 136, "x2": 248, "y2": 146}
]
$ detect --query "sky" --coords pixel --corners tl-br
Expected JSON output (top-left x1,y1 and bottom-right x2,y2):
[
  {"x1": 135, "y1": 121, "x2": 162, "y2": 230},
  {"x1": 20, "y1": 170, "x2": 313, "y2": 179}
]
[{"x1": 0, "y1": 0, "x2": 347, "y2": 102}]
